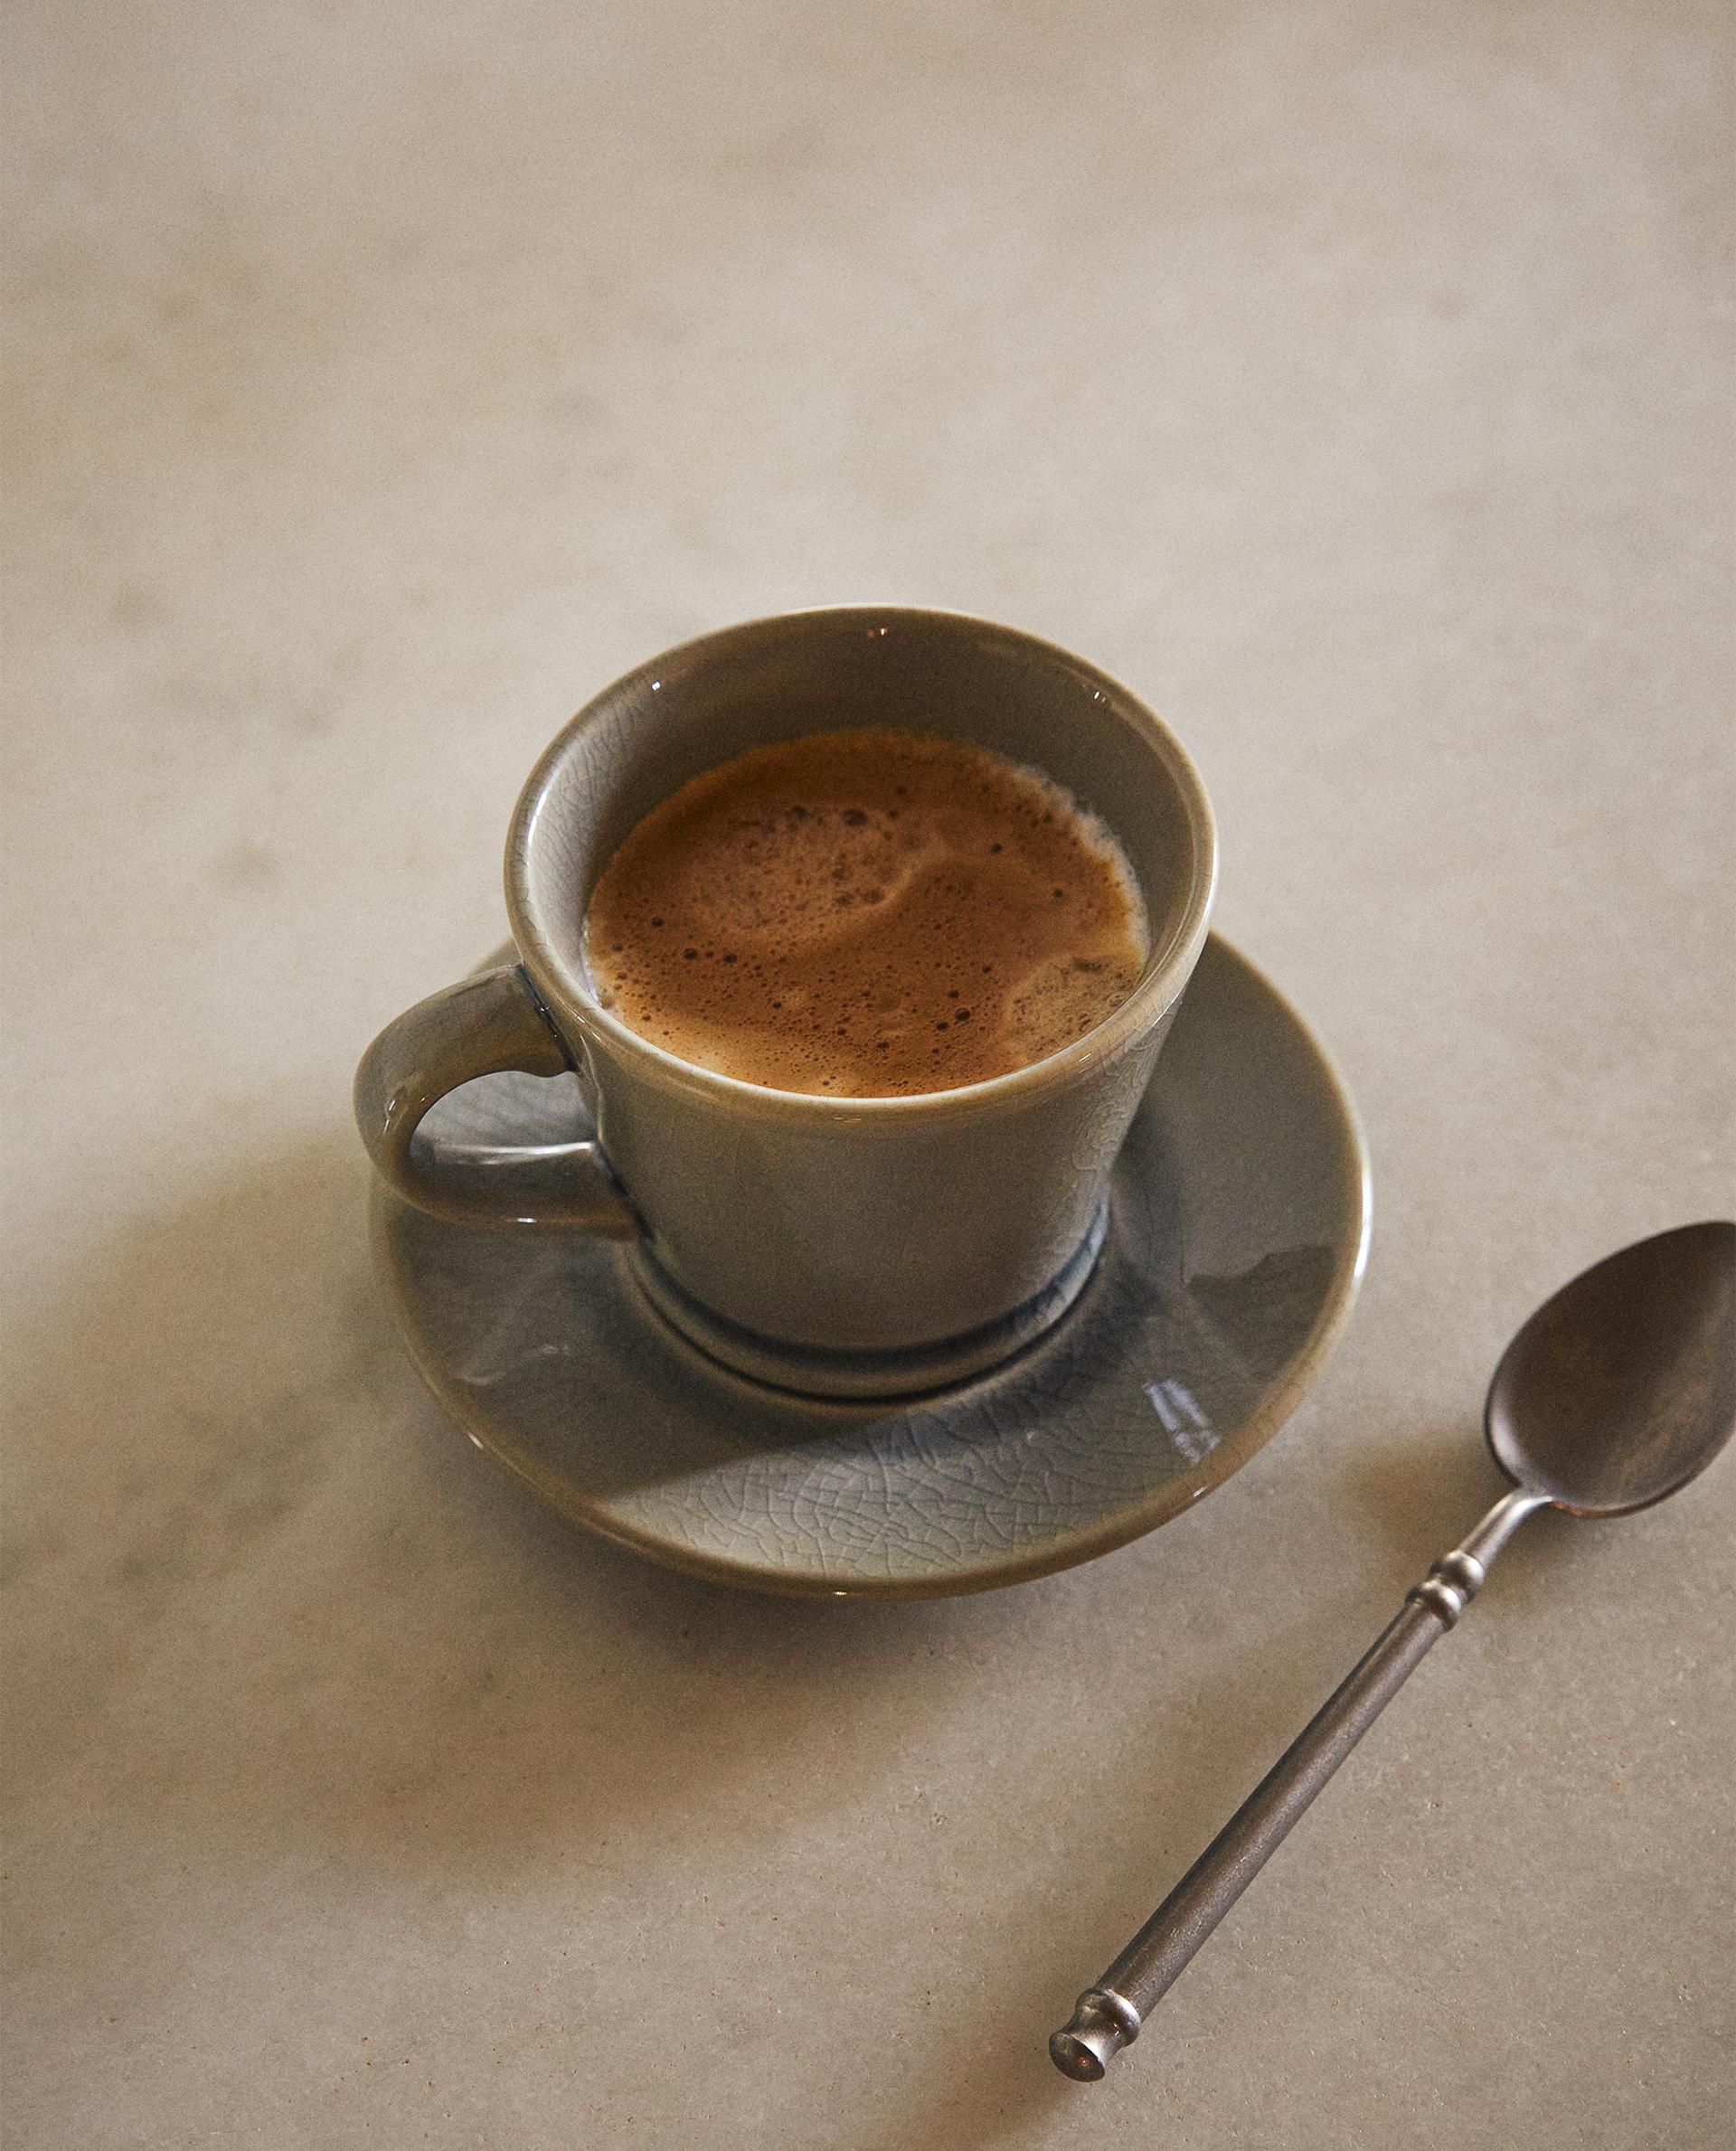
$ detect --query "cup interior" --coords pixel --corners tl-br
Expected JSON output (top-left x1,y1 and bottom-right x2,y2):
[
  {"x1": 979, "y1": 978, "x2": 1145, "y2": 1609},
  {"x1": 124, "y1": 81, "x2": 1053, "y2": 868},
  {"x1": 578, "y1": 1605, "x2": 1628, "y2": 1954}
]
[{"x1": 511, "y1": 608, "x2": 1215, "y2": 1082}]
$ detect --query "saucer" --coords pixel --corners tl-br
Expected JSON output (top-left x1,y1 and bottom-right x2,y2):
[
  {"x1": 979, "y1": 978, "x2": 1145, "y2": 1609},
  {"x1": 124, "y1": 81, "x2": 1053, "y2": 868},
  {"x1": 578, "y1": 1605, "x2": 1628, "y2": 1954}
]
[{"x1": 373, "y1": 934, "x2": 1370, "y2": 1599}]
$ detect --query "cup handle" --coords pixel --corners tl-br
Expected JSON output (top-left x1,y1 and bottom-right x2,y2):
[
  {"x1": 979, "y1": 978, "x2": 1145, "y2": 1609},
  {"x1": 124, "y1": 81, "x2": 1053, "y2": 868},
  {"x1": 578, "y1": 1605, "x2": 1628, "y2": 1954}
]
[{"x1": 354, "y1": 964, "x2": 641, "y2": 1237}]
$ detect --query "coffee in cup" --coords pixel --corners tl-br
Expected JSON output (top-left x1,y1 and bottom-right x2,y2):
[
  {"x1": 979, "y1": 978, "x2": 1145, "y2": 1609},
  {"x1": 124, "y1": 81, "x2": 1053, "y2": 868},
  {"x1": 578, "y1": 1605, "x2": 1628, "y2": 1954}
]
[
  {"x1": 582, "y1": 730, "x2": 1148, "y2": 1097},
  {"x1": 354, "y1": 607, "x2": 1216, "y2": 1395}
]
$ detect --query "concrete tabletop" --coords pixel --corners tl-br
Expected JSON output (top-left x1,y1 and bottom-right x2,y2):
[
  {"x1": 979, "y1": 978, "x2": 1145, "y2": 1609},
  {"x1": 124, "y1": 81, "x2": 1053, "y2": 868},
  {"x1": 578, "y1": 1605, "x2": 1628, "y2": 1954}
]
[{"x1": 4, "y1": 4, "x2": 1731, "y2": 2146}]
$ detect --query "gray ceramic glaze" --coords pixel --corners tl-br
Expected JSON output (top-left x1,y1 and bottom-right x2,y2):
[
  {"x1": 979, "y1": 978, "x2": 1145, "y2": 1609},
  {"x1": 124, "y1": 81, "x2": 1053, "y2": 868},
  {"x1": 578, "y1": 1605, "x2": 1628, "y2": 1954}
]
[
  {"x1": 374, "y1": 933, "x2": 1370, "y2": 1599},
  {"x1": 355, "y1": 608, "x2": 1216, "y2": 1396}
]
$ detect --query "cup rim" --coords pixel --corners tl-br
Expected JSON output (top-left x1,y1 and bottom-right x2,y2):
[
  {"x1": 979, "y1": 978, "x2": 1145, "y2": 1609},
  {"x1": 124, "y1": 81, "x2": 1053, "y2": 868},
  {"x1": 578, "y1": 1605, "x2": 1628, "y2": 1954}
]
[{"x1": 506, "y1": 604, "x2": 1218, "y2": 1121}]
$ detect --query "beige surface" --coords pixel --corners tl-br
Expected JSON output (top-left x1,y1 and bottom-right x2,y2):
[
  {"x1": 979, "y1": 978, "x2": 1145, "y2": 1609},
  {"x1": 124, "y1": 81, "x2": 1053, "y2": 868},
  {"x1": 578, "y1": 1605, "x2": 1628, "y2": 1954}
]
[{"x1": 4, "y1": 3, "x2": 1732, "y2": 2146}]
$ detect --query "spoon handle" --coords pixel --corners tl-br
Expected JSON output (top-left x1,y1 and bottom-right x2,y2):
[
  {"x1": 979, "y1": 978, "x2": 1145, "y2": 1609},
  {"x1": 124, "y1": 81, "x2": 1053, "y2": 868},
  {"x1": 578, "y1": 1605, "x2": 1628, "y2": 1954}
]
[{"x1": 1050, "y1": 1486, "x2": 1548, "y2": 2081}]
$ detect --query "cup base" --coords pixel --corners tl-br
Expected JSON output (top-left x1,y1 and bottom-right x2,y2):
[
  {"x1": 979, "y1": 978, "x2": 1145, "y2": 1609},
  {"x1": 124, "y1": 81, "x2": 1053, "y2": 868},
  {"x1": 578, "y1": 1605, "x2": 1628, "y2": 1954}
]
[{"x1": 625, "y1": 1203, "x2": 1111, "y2": 1401}]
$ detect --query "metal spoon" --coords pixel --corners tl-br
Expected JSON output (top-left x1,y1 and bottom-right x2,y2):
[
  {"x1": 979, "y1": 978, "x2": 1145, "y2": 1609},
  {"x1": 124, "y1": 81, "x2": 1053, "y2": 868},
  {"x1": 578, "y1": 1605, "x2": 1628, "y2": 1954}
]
[{"x1": 1051, "y1": 1220, "x2": 1736, "y2": 2082}]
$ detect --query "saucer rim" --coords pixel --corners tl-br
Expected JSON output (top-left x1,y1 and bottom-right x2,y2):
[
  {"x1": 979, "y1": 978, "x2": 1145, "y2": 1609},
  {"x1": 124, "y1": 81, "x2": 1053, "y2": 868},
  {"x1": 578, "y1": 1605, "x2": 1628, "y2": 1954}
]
[{"x1": 372, "y1": 930, "x2": 1372, "y2": 1599}]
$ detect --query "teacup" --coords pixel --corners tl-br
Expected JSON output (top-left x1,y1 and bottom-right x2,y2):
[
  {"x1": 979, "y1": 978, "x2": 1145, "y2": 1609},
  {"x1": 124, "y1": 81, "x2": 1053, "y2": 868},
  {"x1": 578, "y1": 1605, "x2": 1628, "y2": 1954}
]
[{"x1": 354, "y1": 607, "x2": 1216, "y2": 1397}]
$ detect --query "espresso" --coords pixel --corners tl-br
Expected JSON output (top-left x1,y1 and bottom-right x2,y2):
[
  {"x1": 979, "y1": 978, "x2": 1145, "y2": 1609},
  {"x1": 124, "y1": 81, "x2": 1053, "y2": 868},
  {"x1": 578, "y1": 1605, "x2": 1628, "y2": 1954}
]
[{"x1": 582, "y1": 731, "x2": 1147, "y2": 1098}]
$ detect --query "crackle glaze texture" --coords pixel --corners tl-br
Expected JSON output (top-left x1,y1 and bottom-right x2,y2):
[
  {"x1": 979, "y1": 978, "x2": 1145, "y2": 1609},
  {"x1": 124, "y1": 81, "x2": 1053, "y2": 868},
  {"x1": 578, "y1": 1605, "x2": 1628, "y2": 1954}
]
[
  {"x1": 376, "y1": 934, "x2": 1368, "y2": 1595},
  {"x1": 5, "y1": 4, "x2": 1732, "y2": 2149}
]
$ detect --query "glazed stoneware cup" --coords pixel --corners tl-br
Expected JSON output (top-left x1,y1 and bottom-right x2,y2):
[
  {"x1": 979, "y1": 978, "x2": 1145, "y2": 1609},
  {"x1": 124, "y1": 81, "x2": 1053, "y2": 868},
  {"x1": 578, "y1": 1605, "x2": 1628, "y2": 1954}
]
[{"x1": 354, "y1": 607, "x2": 1217, "y2": 1398}]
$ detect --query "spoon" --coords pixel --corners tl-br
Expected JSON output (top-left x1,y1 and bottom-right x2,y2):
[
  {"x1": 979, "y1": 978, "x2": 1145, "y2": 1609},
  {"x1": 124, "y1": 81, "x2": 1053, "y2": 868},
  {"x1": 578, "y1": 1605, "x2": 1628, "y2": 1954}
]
[{"x1": 1051, "y1": 1220, "x2": 1736, "y2": 2082}]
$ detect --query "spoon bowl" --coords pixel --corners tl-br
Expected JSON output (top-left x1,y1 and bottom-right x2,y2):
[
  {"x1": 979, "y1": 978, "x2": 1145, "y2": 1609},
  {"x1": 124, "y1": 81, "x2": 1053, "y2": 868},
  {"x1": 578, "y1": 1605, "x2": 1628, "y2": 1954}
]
[{"x1": 1486, "y1": 1221, "x2": 1736, "y2": 1515}]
